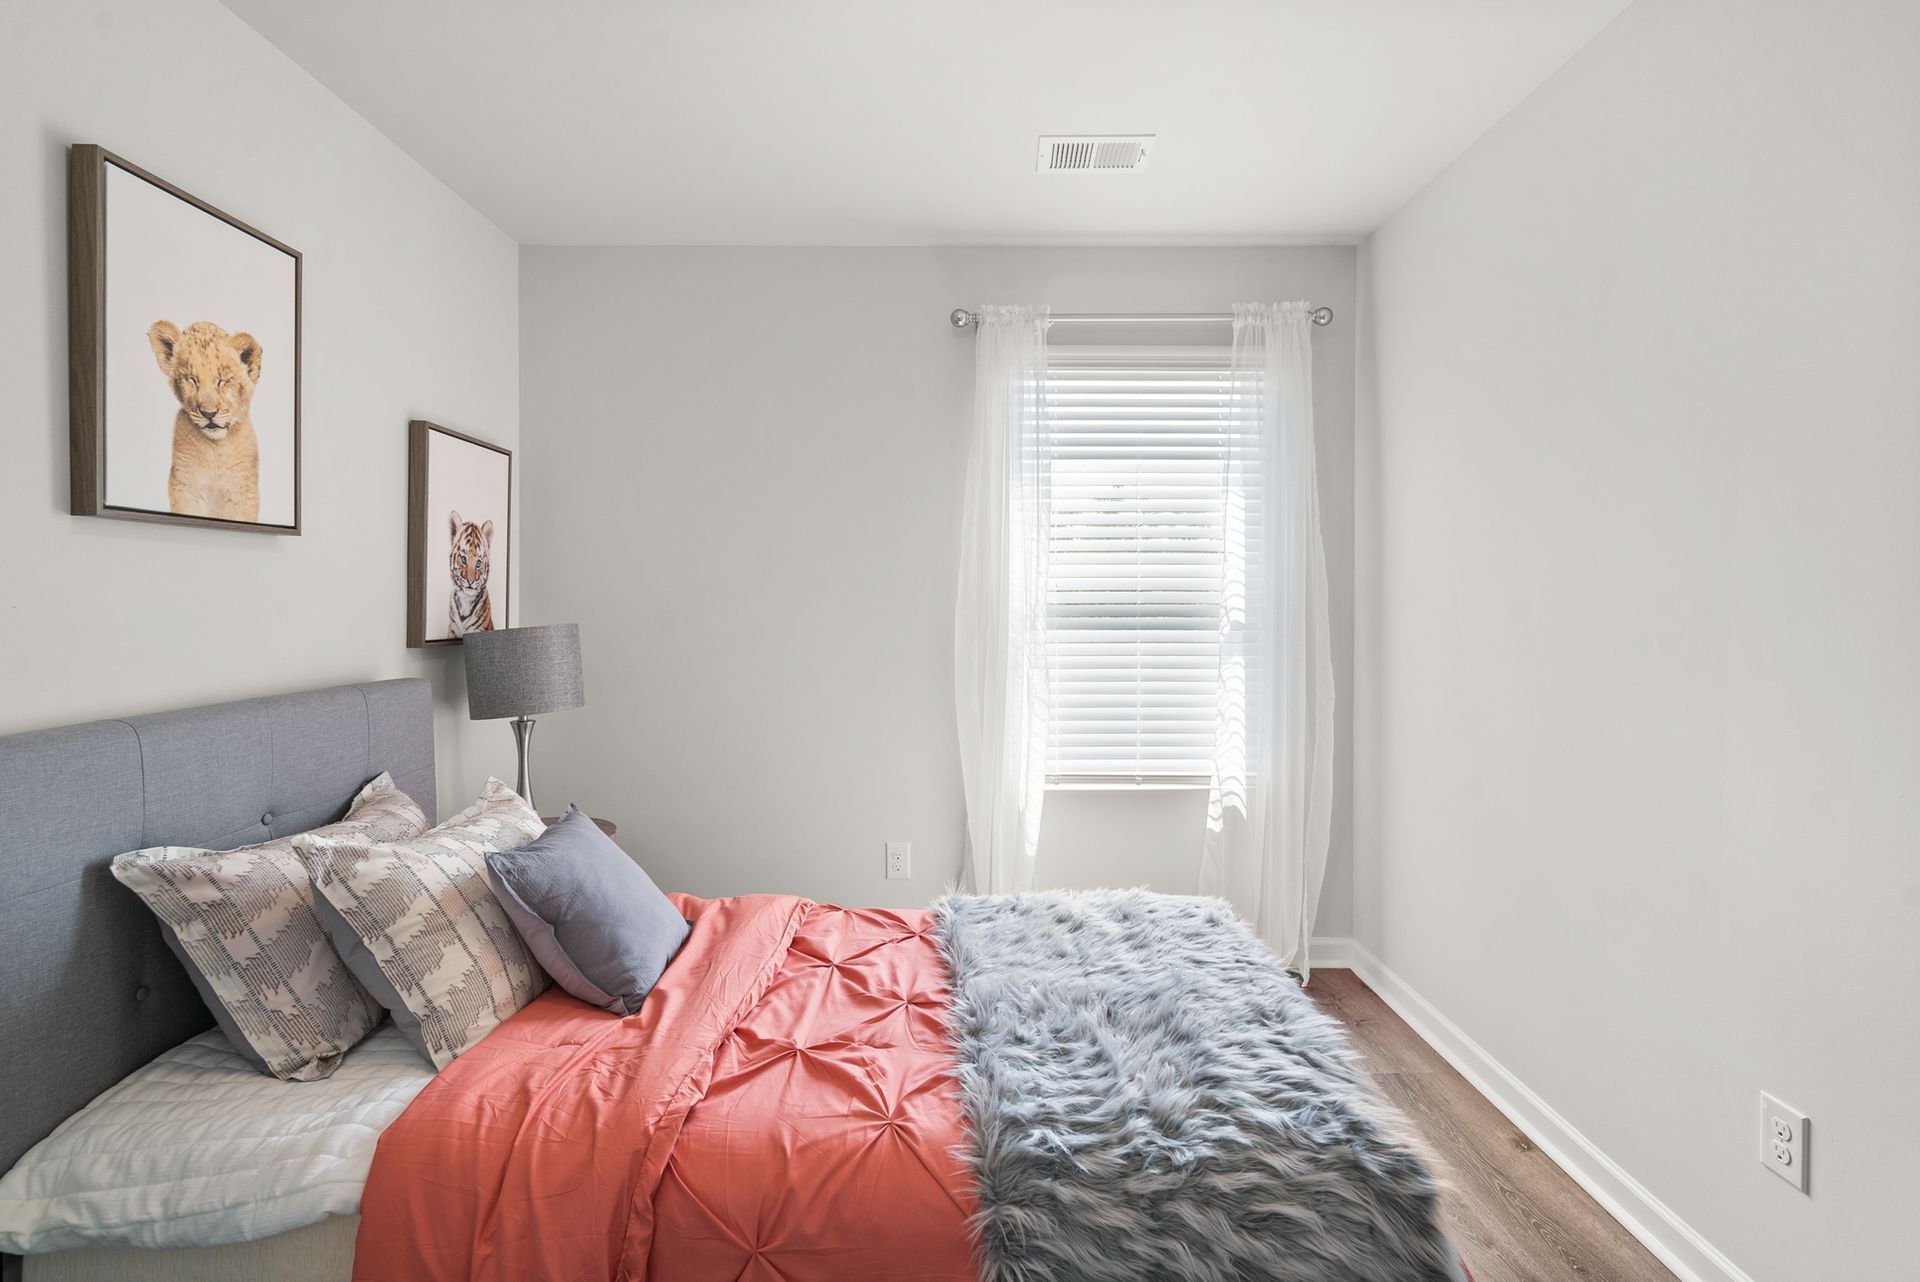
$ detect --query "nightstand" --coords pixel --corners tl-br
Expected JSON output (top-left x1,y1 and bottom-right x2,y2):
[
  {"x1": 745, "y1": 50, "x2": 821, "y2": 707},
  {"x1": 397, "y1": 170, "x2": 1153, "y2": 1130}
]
[{"x1": 541, "y1": 816, "x2": 617, "y2": 839}]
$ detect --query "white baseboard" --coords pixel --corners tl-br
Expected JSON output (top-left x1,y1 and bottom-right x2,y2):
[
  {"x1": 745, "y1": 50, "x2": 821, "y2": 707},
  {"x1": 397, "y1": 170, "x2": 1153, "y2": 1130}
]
[
  {"x1": 1307, "y1": 934, "x2": 1355, "y2": 967},
  {"x1": 1313, "y1": 942, "x2": 1752, "y2": 1282}
]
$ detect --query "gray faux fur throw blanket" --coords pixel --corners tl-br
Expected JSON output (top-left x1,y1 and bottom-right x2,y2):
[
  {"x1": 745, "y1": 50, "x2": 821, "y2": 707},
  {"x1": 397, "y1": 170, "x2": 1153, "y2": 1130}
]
[{"x1": 934, "y1": 889, "x2": 1462, "y2": 1282}]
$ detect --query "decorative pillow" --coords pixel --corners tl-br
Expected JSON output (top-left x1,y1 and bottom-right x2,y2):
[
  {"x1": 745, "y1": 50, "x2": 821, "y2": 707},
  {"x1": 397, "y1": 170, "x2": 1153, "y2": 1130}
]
[
  {"x1": 110, "y1": 772, "x2": 428, "y2": 1082},
  {"x1": 296, "y1": 778, "x2": 549, "y2": 1069},
  {"x1": 485, "y1": 806, "x2": 690, "y2": 1015}
]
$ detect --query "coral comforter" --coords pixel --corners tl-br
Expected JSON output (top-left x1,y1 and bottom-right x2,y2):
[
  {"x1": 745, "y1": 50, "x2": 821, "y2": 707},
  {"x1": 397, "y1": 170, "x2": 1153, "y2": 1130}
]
[{"x1": 352, "y1": 893, "x2": 973, "y2": 1282}]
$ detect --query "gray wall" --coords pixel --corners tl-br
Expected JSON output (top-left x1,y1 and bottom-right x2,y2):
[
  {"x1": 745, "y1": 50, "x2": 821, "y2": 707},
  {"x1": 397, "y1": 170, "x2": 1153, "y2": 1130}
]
[
  {"x1": 0, "y1": 0, "x2": 521, "y2": 809},
  {"x1": 1358, "y1": 1, "x2": 1920, "y2": 1278},
  {"x1": 520, "y1": 246, "x2": 1355, "y2": 921}
]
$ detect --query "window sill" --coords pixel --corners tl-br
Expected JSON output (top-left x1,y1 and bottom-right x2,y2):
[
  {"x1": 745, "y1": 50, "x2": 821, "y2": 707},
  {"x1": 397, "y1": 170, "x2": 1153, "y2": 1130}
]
[{"x1": 1046, "y1": 778, "x2": 1211, "y2": 793}]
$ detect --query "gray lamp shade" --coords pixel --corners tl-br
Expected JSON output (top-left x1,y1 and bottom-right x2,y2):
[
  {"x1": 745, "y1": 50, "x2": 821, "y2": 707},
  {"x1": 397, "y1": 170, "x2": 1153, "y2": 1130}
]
[{"x1": 463, "y1": 624, "x2": 585, "y2": 720}]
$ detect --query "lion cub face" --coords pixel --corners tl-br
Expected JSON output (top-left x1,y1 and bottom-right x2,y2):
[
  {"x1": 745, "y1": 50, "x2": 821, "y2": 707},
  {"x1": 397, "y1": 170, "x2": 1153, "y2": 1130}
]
[{"x1": 148, "y1": 321, "x2": 262, "y2": 441}]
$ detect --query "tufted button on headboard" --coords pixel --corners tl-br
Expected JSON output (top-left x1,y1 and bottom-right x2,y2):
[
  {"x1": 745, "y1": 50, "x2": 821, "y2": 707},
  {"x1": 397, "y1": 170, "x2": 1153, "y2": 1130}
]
[{"x1": 0, "y1": 678, "x2": 436, "y2": 1179}]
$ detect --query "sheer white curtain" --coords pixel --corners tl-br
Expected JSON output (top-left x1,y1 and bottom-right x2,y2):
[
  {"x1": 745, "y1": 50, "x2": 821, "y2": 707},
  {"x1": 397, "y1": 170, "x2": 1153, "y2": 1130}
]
[
  {"x1": 954, "y1": 305, "x2": 1052, "y2": 894},
  {"x1": 1200, "y1": 302, "x2": 1335, "y2": 975}
]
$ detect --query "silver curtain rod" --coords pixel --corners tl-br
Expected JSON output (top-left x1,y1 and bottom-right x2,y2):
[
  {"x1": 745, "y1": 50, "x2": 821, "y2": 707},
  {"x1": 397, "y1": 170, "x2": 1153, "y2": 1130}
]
[{"x1": 949, "y1": 306, "x2": 1334, "y2": 330}]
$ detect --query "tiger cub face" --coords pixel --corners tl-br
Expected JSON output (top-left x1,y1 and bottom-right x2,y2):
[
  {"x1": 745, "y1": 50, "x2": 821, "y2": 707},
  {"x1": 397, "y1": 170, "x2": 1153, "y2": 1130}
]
[{"x1": 448, "y1": 509, "x2": 495, "y2": 636}]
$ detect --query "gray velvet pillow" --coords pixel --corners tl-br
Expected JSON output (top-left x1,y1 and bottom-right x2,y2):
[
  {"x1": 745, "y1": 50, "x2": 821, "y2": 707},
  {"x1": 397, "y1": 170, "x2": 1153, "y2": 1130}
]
[{"x1": 484, "y1": 807, "x2": 689, "y2": 1015}]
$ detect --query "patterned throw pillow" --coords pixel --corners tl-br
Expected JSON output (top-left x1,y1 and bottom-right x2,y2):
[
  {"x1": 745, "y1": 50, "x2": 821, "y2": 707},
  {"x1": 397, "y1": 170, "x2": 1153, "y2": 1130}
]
[
  {"x1": 296, "y1": 778, "x2": 550, "y2": 1070},
  {"x1": 111, "y1": 772, "x2": 428, "y2": 1082}
]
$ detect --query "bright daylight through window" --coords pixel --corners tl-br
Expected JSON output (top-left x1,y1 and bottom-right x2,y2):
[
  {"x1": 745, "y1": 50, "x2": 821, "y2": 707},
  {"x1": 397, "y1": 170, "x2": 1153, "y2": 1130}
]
[{"x1": 1044, "y1": 347, "x2": 1248, "y2": 783}]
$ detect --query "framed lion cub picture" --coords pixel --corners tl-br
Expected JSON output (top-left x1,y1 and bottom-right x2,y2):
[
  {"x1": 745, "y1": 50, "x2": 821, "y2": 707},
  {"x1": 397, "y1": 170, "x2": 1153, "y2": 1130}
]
[
  {"x1": 407, "y1": 420, "x2": 512, "y2": 648},
  {"x1": 68, "y1": 144, "x2": 301, "y2": 533}
]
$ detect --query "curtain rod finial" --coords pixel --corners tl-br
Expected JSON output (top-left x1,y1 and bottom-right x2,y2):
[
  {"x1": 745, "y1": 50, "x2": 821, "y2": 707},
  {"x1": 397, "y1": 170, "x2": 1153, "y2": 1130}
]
[
  {"x1": 1311, "y1": 306, "x2": 1333, "y2": 327},
  {"x1": 951, "y1": 308, "x2": 978, "y2": 329}
]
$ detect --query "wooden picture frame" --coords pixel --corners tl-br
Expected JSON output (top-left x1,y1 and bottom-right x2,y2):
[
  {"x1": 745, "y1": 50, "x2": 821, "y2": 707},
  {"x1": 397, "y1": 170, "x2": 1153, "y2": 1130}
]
[
  {"x1": 69, "y1": 144, "x2": 302, "y2": 533},
  {"x1": 408, "y1": 419, "x2": 512, "y2": 648}
]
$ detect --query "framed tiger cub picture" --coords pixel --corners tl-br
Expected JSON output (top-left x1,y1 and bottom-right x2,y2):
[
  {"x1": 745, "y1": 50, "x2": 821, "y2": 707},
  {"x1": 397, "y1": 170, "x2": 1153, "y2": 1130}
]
[{"x1": 407, "y1": 420, "x2": 511, "y2": 648}]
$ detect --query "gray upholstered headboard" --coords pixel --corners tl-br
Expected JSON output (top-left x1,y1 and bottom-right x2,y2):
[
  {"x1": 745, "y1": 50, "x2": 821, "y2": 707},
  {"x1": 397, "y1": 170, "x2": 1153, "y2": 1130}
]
[{"x1": 0, "y1": 678, "x2": 436, "y2": 1177}]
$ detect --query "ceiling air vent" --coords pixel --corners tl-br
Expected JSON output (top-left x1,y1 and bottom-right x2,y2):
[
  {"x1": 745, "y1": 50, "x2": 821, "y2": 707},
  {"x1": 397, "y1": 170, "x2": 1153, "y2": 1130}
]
[{"x1": 1037, "y1": 135, "x2": 1154, "y2": 173}]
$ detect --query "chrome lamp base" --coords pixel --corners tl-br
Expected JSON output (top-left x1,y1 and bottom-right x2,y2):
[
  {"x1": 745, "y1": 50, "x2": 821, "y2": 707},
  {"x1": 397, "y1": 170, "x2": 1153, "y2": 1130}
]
[{"x1": 509, "y1": 715, "x2": 536, "y2": 812}]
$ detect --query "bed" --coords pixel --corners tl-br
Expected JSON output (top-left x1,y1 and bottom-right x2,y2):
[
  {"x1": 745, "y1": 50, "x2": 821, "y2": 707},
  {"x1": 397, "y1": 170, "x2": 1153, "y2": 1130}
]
[{"x1": 0, "y1": 679, "x2": 1466, "y2": 1282}]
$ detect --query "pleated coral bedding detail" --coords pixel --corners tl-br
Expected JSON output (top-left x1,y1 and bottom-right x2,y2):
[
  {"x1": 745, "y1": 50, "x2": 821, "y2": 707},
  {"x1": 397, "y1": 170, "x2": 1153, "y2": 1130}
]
[
  {"x1": 350, "y1": 894, "x2": 976, "y2": 1282},
  {"x1": 353, "y1": 891, "x2": 1469, "y2": 1282}
]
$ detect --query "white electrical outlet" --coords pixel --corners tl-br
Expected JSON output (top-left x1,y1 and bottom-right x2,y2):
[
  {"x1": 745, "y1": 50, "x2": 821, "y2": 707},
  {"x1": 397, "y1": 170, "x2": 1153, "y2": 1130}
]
[
  {"x1": 1760, "y1": 1091, "x2": 1810, "y2": 1192},
  {"x1": 885, "y1": 841, "x2": 911, "y2": 880}
]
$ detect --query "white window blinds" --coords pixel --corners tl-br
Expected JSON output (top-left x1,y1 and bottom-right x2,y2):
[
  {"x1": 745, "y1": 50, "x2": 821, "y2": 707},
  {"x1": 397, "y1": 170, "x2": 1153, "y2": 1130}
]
[{"x1": 1044, "y1": 346, "x2": 1250, "y2": 781}]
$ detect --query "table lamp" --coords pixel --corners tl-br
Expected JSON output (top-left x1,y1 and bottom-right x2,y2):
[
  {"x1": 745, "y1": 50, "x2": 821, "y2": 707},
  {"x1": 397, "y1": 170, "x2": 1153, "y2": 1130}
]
[{"x1": 462, "y1": 623, "x2": 583, "y2": 812}]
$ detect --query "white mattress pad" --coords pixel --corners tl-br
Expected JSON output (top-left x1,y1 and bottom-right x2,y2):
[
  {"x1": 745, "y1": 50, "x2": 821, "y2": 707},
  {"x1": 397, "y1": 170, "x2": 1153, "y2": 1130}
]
[{"x1": 0, "y1": 1024, "x2": 430, "y2": 1253}]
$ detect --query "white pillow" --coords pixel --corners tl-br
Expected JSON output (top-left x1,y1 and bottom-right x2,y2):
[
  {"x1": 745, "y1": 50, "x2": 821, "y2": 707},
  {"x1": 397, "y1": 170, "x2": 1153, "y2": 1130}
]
[{"x1": 0, "y1": 1025, "x2": 431, "y2": 1254}]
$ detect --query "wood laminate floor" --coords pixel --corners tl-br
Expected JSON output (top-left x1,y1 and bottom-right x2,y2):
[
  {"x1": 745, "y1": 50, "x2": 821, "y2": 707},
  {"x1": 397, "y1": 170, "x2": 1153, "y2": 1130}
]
[{"x1": 1305, "y1": 969, "x2": 1678, "y2": 1282}]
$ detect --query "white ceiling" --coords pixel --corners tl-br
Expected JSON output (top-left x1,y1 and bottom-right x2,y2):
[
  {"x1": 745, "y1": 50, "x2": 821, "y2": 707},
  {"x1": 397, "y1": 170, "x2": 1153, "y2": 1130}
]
[{"x1": 220, "y1": 0, "x2": 1630, "y2": 246}]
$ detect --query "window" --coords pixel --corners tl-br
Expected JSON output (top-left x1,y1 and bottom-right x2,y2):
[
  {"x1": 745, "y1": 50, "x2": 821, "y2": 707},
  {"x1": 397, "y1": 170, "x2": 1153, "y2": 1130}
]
[{"x1": 1044, "y1": 347, "x2": 1249, "y2": 783}]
